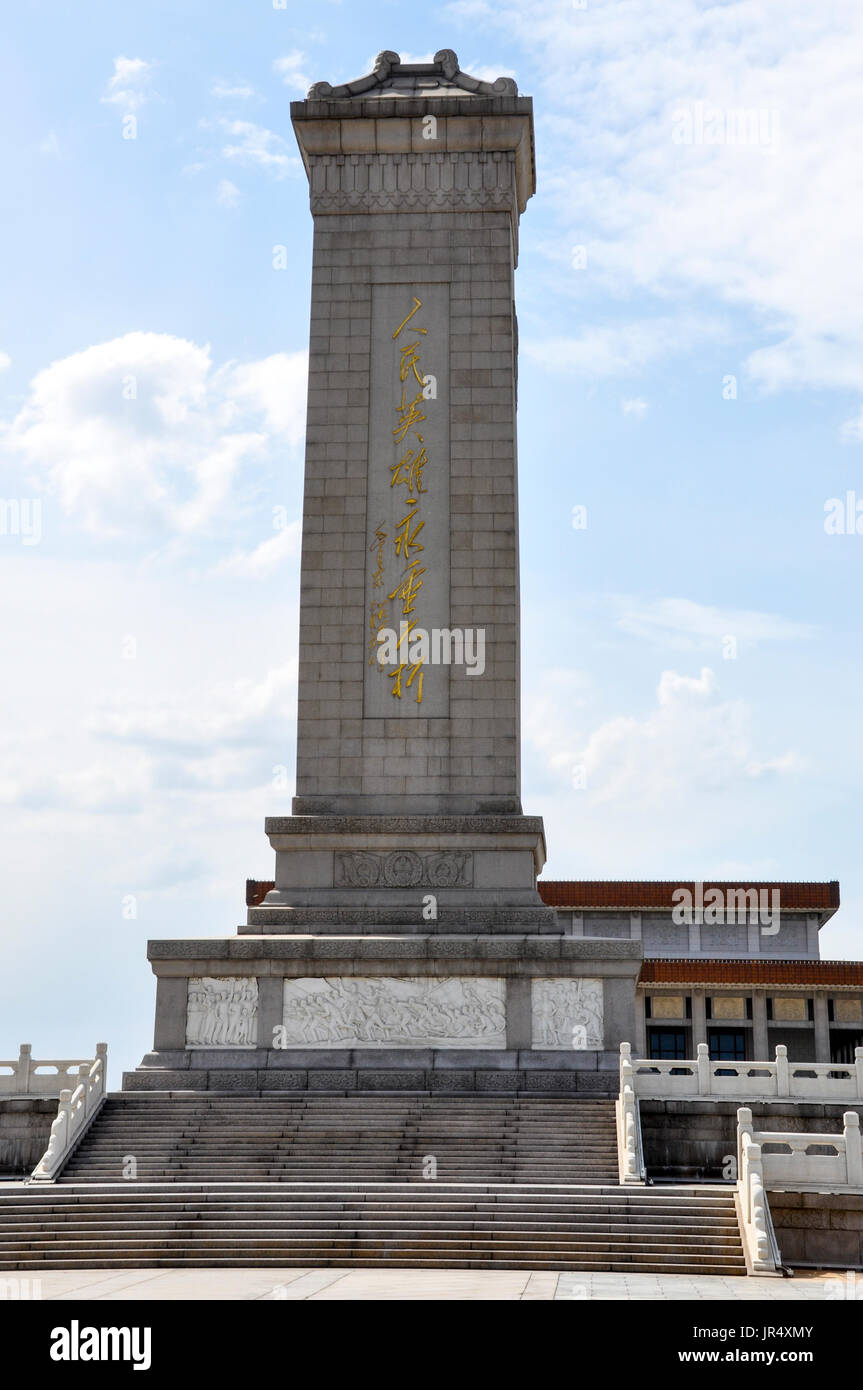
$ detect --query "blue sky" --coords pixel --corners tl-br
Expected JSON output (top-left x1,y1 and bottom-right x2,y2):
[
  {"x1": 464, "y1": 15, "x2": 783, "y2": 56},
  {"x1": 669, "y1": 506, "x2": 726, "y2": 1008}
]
[{"x1": 2, "y1": 0, "x2": 862, "y2": 1082}]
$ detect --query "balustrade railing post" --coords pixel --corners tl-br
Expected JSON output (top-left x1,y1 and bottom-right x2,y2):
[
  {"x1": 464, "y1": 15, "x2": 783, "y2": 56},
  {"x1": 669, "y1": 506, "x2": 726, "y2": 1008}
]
[
  {"x1": 844, "y1": 1112, "x2": 863, "y2": 1187},
  {"x1": 737, "y1": 1106, "x2": 753, "y2": 1204},
  {"x1": 775, "y1": 1044, "x2": 790, "y2": 1097},
  {"x1": 57, "y1": 1089, "x2": 72, "y2": 1156},
  {"x1": 15, "y1": 1043, "x2": 32, "y2": 1096},
  {"x1": 77, "y1": 1064, "x2": 90, "y2": 1118},
  {"x1": 620, "y1": 1041, "x2": 633, "y2": 1093},
  {"x1": 697, "y1": 1042, "x2": 710, "y2": 1096},
  {"x1": 855, "y1": 1047, "x2": 863, "y2": 1101}
]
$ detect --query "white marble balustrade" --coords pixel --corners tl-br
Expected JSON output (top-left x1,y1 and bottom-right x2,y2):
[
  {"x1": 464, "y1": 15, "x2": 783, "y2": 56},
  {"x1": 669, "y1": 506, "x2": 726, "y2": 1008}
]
[
  {"x1": 739, "y1": 1105, "x2": 863, "y2": 1190},
  {"x1": 30, "y1": 1045, "x2": 108, "y2": 1182},
  {"x1": 620, "y1": 1042, "x2": 863, "y2": 1102},
  {"x1": 0, "y1": 1044, "x2": 105, "y2": 1097}
]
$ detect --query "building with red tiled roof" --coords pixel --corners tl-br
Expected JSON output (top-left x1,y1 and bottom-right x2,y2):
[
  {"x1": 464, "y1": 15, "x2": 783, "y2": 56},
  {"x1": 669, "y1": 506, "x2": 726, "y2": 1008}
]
[{"x1": 533, "y1": 878, "x2": 860, "y2": 1066}]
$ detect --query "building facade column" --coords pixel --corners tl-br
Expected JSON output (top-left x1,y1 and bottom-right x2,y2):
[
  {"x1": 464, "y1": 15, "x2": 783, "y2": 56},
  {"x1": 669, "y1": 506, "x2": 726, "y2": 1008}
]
[
  {"x1": 752, "y1": 990, "x2": 769, "y2": 1060},
  {"x1": 691, "y1": 990, "x2": 707, "y2": 1050},
  {"x1": 813, "y1": 994, "x2": 831, "y2": 1063}
]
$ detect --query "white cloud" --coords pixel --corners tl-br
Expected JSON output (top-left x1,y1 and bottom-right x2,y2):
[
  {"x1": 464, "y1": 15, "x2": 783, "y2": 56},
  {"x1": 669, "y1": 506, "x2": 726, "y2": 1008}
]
[
  {"x1": 526, "y1": 665, "x2": 801, "y2": 809},
  {"x1": 1, "y1": 754, "x2": 153, "y2": 814},
  {"x1": 0, "y1": 352, "x2": 11, "y2": 372},
  {"x1": 273, "y1": 51, "x2": 311, "y2": 94},
  {"x1": 214, "y1": 521, "x2": 302, "y2": 578},
  {"x1": 463, "y1": 60, "x2": 517, "y2": 84},
  {"x1": 226, "y1": 352, "x2": 307, "y2": 446},
  {"x1": 219, "y1": 120, "x2": 298, "y2": 178},
  {"x1": 216, "y1": 178, "x2": 241, "y2": 207},
  {"x1": 1, "y1": 661, "x2": 298, "y2": 812},
  {"x1": 839, "y1": 406, "x2": 863, "y2": 444},
  {"x1": 463, "y1": 0, "x2": 863, "y2": 399},
  {"x1": 101, "y1": 56, "x2": 152, "y2": 111},
  {"x1": 524, "y1": 316, "x2": 722, "y2": 378},
  {"x1": 621, "y1": 397, "x2": 649, "y2": 418},
  {"x1": 92, "y1": 662, "x2": 297, "y2": 752},
  {"x1": 0, "y1": 334, "x2": 308, "y2": 541},
  {"x1": 211, "y1": 82, "x2": 257, "y2": 100},
  {"x1": 610, "y1": 597, "x2": 816, "y2": 651}
]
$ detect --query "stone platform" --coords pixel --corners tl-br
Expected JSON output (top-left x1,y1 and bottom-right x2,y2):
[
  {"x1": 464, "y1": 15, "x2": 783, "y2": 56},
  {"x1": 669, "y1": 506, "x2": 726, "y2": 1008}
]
[
  {"x1": 124, "y1": 935, "x2": 641, "y2": 1093},
  {"x1": 122, "y1": 1051, "x2": 621, "y2": 1094},
  {"x1": 248, "y1": 815, "x2": 558, "y2": 931}
]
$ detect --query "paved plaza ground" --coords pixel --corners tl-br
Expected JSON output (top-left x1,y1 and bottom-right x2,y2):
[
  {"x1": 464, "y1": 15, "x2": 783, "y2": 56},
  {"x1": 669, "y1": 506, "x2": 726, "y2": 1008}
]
[{"x1": 10, "y1": 1267, "x2": 856, "y2": 1301}]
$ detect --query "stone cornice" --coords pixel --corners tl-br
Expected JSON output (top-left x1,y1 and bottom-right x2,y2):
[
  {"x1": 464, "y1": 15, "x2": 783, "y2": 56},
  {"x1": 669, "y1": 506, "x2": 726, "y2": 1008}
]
[
  {"x1": 147, "y1": 934, "x2": 644, "y2": 967},
  {"x1": 291, "y1": 52, "x2": 535, "y2": 219},
  {"x1": 264, "y1": 815, "x2": 546, "y2": 835}
]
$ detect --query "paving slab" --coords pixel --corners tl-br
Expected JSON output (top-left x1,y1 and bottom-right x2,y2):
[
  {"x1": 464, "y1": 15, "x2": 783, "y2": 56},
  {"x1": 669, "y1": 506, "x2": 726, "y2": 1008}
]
[{"x1": 7, "y1": 1268, "x2": 854, "y2": 1301}]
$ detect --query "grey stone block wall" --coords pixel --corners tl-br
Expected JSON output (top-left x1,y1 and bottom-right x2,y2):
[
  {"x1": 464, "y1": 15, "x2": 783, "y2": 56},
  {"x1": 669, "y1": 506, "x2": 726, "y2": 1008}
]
[
  {"x1": 768, "y1": 1191, "x2": 863, "y2": 1269},
  {"x1": 640, "y1": 1100, "x2": 863, "y2": 1182},
  {"x1": 0, "y1": 1099, "x2": 56, "y2": 1175}
]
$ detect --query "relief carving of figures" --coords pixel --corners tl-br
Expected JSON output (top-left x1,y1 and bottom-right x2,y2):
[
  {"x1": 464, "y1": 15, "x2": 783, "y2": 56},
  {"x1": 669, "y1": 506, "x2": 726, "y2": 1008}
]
[
  {"x1": 281, "y1": 976, "x2": 505, "y2": 1048},
  {"x1": 186, "y1": 977, "x2": 258, "y2": 1047},
  {"x1": 531, "y1": 979, "x2": 603, "y2": 1050}
]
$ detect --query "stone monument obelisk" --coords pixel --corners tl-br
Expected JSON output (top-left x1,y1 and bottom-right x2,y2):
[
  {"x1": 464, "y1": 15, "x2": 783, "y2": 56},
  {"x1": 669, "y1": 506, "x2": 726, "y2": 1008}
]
[{"x1": 126, "y1": 52, "x2": 640, "y2": 1096}]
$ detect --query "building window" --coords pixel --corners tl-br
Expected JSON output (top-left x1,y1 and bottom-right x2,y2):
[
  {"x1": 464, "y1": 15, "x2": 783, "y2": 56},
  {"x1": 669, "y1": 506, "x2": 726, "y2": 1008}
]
[
  {"x1": 708, "y1": 1029, "x2": 747, "y2": 1062},
  {"x1": 831, "y1": 1032, "x2": 863, "y2": 1064},
  {"x1": 648, "y1": 1029, "x2": 687, "y2": 1060}
]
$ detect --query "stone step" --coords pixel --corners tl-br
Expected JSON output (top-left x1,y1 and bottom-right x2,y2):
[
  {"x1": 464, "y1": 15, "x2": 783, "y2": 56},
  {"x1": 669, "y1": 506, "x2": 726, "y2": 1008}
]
[
  {"x1": 0, "y1": 1256, "x2": 748, "y2": 1273},
  {"x1": 7, "y1": 1189, "x2": 739, "y2": 1207},
  {"x1": 0, "y1": 1213, "x2": 740, "y2": 1230},
  {"x1": 0, "y1": 1204, "x2": 741, "y2": 1222},
  {"x1": 0, "y1": 1245, "x2": 739, "y2": 1267},
  {"x1": 65, "y1": 1135, "x2": 618, "y2": 1144},
  {"x1": 8, "y1": 1091, "x2": 744, "y2": 1275},
  {"x1": 0, "y1": 1211, "x2": 740, "y2": 1232}
]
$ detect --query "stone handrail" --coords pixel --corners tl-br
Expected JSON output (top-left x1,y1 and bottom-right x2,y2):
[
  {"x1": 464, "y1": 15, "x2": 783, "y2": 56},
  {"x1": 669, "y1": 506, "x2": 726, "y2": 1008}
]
[
  {"x1": 621, "y1": 1042, "x2": 863, "y2": 1102},
  {"x1": 736, "y1": 1107, "x2": 779, "y2": 1273},
  {"x1": 736, "y1": 1106, "x2": 863, "y2": 1273},
  {"x1": 740, "y1": 1107, "x2": 863, "y2": 1190},
  {"x1": 30, "y1": 1044, "x2": 108, "y2": 1182},
  {"x1": 0, "y1": 1044, "x2": 105, "y2": 1097},
  {"x1": 616, "y1": 1044, "x2": 646, "y2": 1182}
]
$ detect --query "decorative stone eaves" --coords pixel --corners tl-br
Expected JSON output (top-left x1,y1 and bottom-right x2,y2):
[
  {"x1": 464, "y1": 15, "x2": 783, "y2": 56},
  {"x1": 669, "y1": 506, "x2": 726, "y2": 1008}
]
[
  {"x1": 290, "y1": 52, "x2": 535, "y2": 218},
  {"x1": 308, "y1": 151, "x2": 519, "y2": 222},
  {"x1": 305, "y1": 49, "x2": 518, "y2": 102}
]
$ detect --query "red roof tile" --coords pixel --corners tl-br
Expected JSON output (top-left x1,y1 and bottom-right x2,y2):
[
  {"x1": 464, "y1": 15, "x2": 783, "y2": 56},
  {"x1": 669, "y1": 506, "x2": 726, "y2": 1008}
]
[
  {"x1": 247, "y1": 879, "x2": 274, "y2": 907},
  {"x1": 538, "y1": 880, "x2": 840, "y2": 916},
  {"x1": 639, "y1": 958, "x2": 863, "y2": 987}
]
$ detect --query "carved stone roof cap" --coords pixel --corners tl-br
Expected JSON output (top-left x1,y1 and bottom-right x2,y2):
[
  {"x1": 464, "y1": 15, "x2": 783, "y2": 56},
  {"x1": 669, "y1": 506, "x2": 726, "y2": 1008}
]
[{"x1": 307, "y1": 49, "x2": 518, "y2": 101}]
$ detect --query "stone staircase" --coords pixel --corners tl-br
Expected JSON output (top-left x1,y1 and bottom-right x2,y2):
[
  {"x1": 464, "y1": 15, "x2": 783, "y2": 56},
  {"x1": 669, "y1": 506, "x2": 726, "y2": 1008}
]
[
  {"x1": 0, "y1": 1095, "x2": 746, "y2": 1274},
  {"x1": 61, "y1": 1094, "x2": 621, "y2": 1185}
]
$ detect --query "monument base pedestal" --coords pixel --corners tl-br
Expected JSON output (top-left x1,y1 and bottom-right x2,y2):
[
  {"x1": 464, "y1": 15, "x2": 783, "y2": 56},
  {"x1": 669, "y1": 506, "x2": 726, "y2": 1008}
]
[
  {"x1": 247, "y1": 814, "x2": 559, "y2": 932},
  {"x1": 125, "y1": 934, "x2": 642, "y2": 1096}
]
